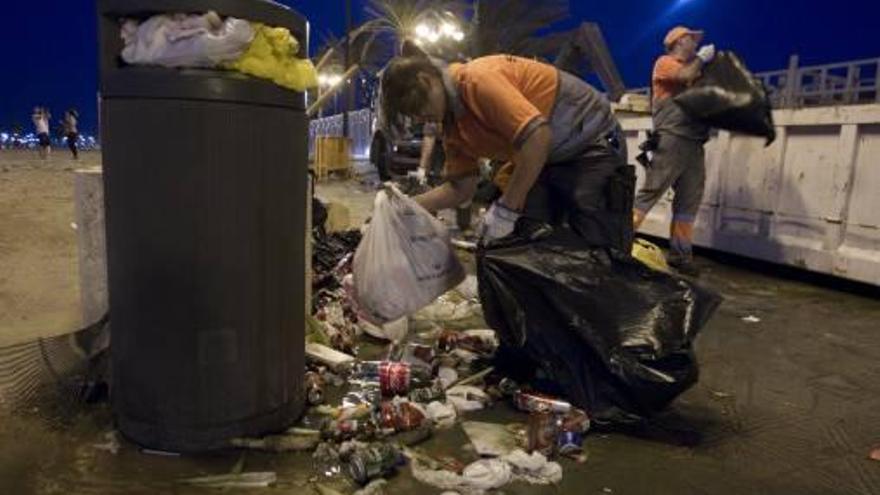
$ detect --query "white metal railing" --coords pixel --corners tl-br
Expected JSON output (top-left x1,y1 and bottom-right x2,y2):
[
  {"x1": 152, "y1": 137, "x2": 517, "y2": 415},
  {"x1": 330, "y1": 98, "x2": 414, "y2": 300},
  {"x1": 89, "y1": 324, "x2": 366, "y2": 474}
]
[
  {"x1": 761, "y1": 56, "x2": 880, "y2": 108},
  {"x1": 308, "y1": 109, "x2": 373, "y2": 159},
  {"x1": 630, "y1": 55, "x2": 880, "y2": 109}
]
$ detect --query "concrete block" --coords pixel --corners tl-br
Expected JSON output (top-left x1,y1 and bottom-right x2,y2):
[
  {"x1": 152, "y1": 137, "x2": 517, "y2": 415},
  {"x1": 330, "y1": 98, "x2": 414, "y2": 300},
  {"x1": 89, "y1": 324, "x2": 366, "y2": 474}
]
[{"x1": 74, "y1": 167, "x2": 107, "y2": 326}]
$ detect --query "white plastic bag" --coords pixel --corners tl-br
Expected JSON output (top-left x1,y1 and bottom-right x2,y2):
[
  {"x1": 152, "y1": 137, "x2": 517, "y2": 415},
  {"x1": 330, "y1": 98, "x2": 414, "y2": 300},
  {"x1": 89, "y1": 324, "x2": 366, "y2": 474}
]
[
  {"x1": 353, "y1": 185, "x2": 465, "y2": 324},
  {"x1": 121, "y1": 12, "x2": 254, "y2": 68}
]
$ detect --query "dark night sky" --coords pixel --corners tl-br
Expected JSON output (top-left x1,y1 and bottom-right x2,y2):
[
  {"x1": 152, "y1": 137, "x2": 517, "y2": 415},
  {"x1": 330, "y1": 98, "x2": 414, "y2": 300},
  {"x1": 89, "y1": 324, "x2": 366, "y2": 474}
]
[{"x1": 2, "y1": 0, "x2": 878, "y2": 135}]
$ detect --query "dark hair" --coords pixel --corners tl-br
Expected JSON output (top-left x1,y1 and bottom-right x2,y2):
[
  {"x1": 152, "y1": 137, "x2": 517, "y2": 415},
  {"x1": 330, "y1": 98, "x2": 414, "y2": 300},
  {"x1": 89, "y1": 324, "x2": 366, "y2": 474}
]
[{"x1": 380, "y1": 54, "x2": 442, "y2": 128}]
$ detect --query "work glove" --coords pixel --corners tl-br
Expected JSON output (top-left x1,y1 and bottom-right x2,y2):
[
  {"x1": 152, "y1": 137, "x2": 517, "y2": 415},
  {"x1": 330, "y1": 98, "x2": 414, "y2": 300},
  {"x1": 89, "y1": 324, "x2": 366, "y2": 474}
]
[
  {"x1": 696, "y1": 44, "x2": 716, "y2": 64},
  {"x1": 413, "y1": 167, "x2": 427, "y2": 185},
  {"x1": 477, "y1": 201, "x2": 520, "y2": 244}
]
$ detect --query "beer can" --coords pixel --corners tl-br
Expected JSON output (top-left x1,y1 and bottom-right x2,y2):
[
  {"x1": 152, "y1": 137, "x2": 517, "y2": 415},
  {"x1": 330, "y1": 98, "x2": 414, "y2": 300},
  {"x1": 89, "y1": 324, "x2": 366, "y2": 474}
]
[
  {"x1": 561, "y1": 408, "x2": 591, "y2": 434},
  {"x1": 557, "y1": 430, "x2": 584, "y2": 455},
  {"x1": 347, "y1": 443, "x2": 401, "y2": 485},
  {"x1": 408, "y1": 382, "x2": 445, "y2": 403},
  {"x1": 304, "y1": 371, "x2": 325, "y2": 405},
  {"x1": 527, "y1": 410, "x2": 559, "y2": 456},
  {"x1": 513, "y1": 391, "x2": 572, "y2": 414}
]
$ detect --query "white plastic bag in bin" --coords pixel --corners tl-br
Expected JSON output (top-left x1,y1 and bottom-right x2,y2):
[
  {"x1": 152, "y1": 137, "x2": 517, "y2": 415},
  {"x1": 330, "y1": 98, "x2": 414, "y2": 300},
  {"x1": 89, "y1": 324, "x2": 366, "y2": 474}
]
[{"x1": 353, "y1": 184, "x2": 465, "y2": 324}]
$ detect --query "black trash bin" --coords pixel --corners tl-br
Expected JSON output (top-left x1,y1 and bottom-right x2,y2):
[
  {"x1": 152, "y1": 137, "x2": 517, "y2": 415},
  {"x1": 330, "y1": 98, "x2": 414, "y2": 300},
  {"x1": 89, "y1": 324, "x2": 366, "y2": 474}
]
[{"x1": 97, "y1": 0, "x2": 310, "y2": 452}]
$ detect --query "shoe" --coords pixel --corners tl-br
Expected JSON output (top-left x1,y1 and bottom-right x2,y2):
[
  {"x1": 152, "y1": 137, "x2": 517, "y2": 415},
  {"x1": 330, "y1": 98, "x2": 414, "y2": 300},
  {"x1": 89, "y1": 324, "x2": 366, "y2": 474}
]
[{"x1": 667, "y1": 257, "x2": 701, "y2": 277}]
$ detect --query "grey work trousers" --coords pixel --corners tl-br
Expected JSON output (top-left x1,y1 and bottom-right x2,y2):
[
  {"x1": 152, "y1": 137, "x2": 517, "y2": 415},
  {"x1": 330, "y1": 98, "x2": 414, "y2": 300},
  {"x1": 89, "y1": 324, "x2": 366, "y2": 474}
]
[{"x1": 634, "y1": 133, "x2": 706, "y2": 220}]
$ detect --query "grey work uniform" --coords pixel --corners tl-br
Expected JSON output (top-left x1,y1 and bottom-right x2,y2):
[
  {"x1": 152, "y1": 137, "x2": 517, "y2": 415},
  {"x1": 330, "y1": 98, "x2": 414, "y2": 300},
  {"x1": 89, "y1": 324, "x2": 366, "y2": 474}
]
[
  {"x1": 634, "y1": 85, "x2": 709, "y2": 260},
  {"x1": 521, "y1": 70, "x2": 635, "y2": 252}
]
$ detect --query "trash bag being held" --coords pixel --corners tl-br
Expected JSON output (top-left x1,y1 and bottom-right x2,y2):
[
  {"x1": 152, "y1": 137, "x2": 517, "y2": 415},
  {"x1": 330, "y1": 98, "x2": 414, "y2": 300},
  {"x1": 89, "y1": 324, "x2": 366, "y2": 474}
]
[
  {"x1": 477, "y1": 224, "x2": 721, "y2": 424},
  {"x1": 353, "y1": 184, "x2": 465, "y2": 325},
  {"x1": 675, "y1": 51, "x2": 776, "y2": 144}
]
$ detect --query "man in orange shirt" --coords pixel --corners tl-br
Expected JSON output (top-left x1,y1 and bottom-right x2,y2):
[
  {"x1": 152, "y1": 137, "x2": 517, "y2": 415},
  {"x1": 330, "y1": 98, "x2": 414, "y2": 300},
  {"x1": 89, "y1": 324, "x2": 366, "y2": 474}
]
[
  {"x1": 380, "y1": 49, "x2": 634, "y2": 251},
  {"x1": 632, "y1": 26, "x2": 715, "y2": 276}
]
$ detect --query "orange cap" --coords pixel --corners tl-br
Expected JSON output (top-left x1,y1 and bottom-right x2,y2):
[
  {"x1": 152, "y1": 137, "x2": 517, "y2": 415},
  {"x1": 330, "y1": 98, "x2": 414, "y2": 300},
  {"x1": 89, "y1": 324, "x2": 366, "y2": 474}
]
[{"x1": 664, "y1": 26, "x2": 704, "y2": 49}]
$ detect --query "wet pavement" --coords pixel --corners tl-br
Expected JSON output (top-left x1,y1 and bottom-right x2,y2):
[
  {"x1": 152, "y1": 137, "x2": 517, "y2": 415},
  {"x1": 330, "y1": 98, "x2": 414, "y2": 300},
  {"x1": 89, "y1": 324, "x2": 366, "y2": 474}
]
[{"x1": 2, "y1": 168, "x2": 880, "y2": 494}]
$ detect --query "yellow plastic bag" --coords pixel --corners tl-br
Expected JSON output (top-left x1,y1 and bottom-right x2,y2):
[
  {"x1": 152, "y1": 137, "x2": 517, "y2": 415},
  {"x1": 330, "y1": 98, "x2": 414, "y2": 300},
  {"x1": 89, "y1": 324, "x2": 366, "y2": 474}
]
[
  {"x1": 632, "y1": 238, "x2": 669, "y2": 272},
  {"x1": 224, "y1": 23, "x2": 318, "y2": 92}
]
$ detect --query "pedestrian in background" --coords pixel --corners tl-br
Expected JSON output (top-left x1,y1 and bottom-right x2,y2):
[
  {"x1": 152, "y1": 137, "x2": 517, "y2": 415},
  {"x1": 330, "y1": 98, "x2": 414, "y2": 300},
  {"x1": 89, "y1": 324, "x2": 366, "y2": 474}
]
[
  {"x1": 63, "y1": 109, "x2": 79, "y2": 160},
  {"x1": 32, "y1": 107, "x2": 51, "y2": 160}
]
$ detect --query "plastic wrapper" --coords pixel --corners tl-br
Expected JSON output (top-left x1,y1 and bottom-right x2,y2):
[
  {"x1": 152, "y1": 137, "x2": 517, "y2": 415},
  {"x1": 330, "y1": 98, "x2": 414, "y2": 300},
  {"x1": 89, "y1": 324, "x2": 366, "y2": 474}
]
[
  {"x1": 224, "y1": 23, "x2": 318, "y2": 91},
  {"x1": 121, "y1": 12, "x2": 254, "y2": 68},
  {"x1": 675, "y1": 51, "x2": 776, "y2": 144},
  {"x1": 477, "y1": 225, "x2": 721, "y2": 424}
]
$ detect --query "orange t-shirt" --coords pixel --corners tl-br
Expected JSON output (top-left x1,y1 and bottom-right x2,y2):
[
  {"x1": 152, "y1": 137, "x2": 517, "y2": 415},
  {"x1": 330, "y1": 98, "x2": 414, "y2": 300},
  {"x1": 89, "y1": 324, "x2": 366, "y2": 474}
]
[
  {"x1": 652, "y1": 54, "x2": 688, "y2": 103},
  {"x1": 443, "y1": 55, "x2": 558, "y2": 180}
]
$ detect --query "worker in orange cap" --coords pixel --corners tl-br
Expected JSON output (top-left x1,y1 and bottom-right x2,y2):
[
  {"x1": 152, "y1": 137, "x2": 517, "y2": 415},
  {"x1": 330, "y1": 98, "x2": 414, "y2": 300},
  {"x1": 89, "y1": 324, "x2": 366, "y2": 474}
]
[{"x1": 633, "y1": 26, "x2": 715, "y2": 276}]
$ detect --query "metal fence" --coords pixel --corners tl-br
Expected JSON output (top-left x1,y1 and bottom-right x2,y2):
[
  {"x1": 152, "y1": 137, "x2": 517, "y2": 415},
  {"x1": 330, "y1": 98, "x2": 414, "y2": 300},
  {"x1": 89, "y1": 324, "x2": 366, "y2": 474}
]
[
  {"x1": 759, "y1": 56, "x2": 880, "y2": 108},
  {"x1": 308, "y1": 109, "x2": 373, "y2": 159},
  {"x1": 628, "y1": 55, "x2": 880, "y2": 109}
]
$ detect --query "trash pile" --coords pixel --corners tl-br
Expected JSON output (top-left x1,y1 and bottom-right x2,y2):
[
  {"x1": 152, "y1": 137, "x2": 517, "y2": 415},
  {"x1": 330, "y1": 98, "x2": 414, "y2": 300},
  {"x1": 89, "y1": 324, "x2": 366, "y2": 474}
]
[
  {"x1": 281, "y1": 283, "x2": 589, "y2": 492},
  {"x1": 119, "y1": 10, "x2": 318, "y2": 91},
  {"x1": 180, "y1": 187, "x2": 719, "y2": 492},
  {"x1": 223, "y1": 193, "x2": 599, "y2": 493}
]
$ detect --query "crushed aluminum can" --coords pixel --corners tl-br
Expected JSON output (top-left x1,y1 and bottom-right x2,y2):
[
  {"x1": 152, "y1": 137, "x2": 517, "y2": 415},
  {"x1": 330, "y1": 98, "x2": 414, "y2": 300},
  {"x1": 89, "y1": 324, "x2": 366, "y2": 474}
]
[
  {"x1": 561, "y1": 408, "x2": 591, "y2": 434},
  {"x1": 437, "y1": 330, "x2": 461, "y2": 354},
  {"x1": 557, "y1": 430, "x2": 584, "y2": 456},
  {"x1": 437, "y1": 330, "x2": 495, "y2": 355},
  {"x1": 513, "y1": 391, "x2": 572, "y2": 414},
  {"x1": 305, "y1": 371, "x2": 325, "y2": 405},
  {"x1": 346, "y1": 443, "x2": 402, "y2": 485},
  {"x1": 378, "y1": 401, "x2": 427, "y2": 432},
  {"x1": 497, "y1": 378, "x2": 520, "y2": 396},
  {"x1": 322, "y1": 419, "x2": 377, "y2": 442},
  {"x1": 527, "y1": 410, "x2": 558, "y2": 457},
  {"x1": 408, "y1": 382, "x2": 446, "y2": 403},
  {"x1": 403, "y1": 343, "x2": 436, "y2": 368}
]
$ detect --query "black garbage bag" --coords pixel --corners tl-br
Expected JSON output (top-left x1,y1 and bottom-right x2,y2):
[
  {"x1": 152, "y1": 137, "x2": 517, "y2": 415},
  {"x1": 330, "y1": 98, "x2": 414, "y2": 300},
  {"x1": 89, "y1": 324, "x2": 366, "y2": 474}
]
[
  {"x1": 478, "y1": 225, "x2": 722, "y2": 424},
  {"x1": 675, "y1": 51, "x2": 776, "y2": 144}
]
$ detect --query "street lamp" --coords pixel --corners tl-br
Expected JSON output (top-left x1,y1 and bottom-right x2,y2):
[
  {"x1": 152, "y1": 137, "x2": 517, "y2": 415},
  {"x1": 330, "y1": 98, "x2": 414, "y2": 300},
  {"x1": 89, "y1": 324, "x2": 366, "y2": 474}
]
[
  {"x1": 412, "y1": 16, "x2": 464, "y2": 45},
  {"x1": 318, "y1": 73, "x2": 343, "y2": 88},
  {"x1": 318, "y1": 71, "x2": 345, "y2": 117}
]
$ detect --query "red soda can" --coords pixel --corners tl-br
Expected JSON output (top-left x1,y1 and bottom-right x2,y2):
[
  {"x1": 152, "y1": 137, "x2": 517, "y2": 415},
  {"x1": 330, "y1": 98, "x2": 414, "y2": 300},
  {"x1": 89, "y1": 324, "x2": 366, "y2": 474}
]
[
  {"x1": 379, "y1": 362, "x2": 412, "y2": 396},
  {"x1": 513, "y1": 391, "x2": 572, "y2": 414},
  {"x1": 378, "y1": 401, "x2": 426, "y2": 431},
  {"x1": 378, "y1": 402, "x2": 398, "y2": 430}
]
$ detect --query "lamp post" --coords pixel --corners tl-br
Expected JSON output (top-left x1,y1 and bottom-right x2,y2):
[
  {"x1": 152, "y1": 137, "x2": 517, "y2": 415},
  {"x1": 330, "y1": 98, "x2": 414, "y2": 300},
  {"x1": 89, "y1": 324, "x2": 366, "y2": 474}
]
[{"x1": 343, "y1": 0, "x2": 353, "y2": 142}]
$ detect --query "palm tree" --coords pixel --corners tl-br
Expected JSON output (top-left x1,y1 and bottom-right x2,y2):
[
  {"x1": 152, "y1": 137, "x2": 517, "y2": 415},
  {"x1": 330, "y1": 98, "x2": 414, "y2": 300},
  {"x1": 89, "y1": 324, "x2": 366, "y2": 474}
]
[
  {"x1": 469, "y1": 0, "x2": 570, "y2": 58},
  {"x1": 364, "y1": 0, "x2": 468, "y2": 55}
]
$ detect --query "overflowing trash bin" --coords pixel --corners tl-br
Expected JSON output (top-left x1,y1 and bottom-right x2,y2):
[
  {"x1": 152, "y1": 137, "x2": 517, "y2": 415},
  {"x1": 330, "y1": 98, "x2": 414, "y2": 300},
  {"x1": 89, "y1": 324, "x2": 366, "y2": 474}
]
[{"x1": 98, "y1": 0, "x2": 313, "y2": 452}]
